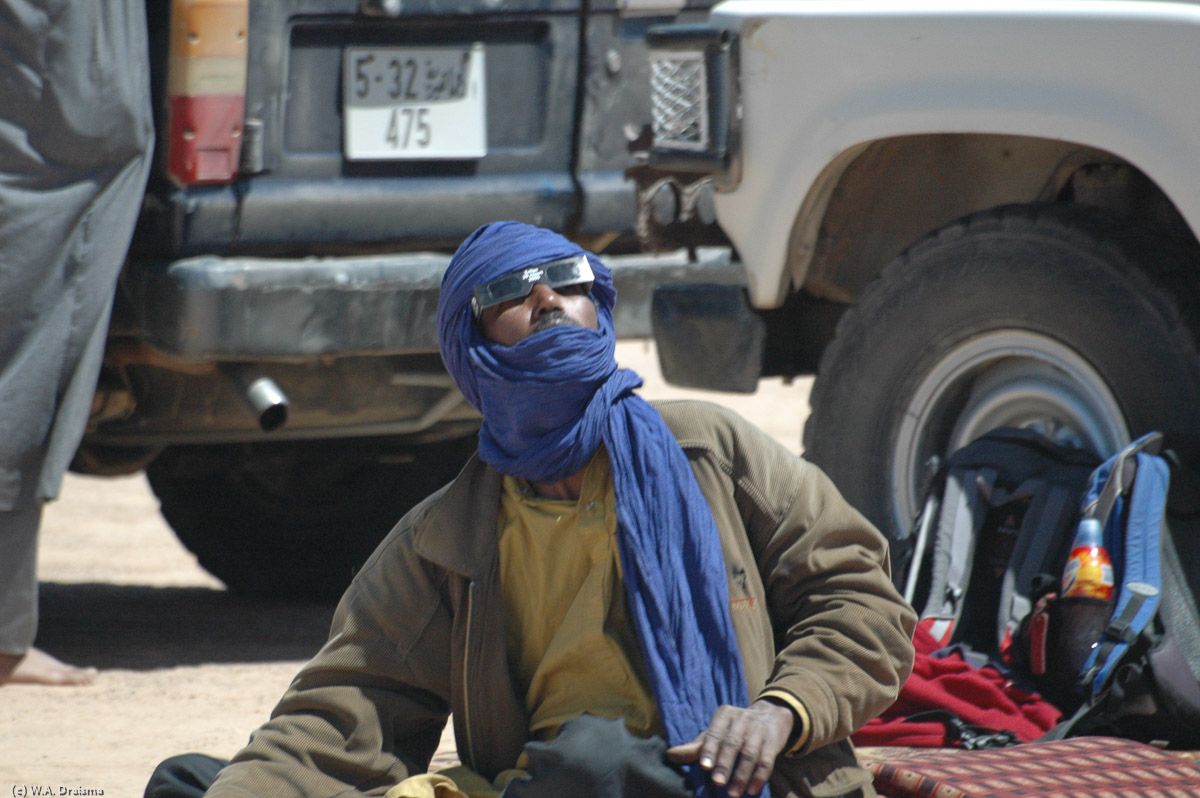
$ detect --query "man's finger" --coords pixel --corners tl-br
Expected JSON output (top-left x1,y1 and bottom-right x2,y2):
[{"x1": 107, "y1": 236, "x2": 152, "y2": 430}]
[
  {"x1": 709, "y1": 711, "x2": 755, "y2": 786},
  {"x1": 726, "y1": 735, "x2": 766, "y2": 797},
  {"x1": 711, "y1": 733, "x2": 744, "y2": 783},
  {"x1": 665, "y1": 738, "x2": 703, "y2": 764},
  {"x1": 698, "y1": 705, "x2": 735, "y2": 770},
  {"x1": 727, "y1": 726, "x2": 779, "y2": 798},
  {"x1": 745, "y1": 761, "x2": 774, "y2": 798}
]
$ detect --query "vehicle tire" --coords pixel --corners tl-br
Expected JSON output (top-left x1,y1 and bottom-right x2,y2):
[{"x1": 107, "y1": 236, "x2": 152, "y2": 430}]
[
  {"x1": 146, "y1": 434, "x2": 478, "y2": 600},
  {"x1": 803, "y1": 204, "x2": 1200, "y2": 555},
  {"x1": 70, "y1": 443, "x2": 162, "y2": 477}
]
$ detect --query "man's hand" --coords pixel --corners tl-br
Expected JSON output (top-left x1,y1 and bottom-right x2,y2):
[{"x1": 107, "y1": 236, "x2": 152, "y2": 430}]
[{"x1": 665, "y1": 699, "x2": 795, "y2": 797}]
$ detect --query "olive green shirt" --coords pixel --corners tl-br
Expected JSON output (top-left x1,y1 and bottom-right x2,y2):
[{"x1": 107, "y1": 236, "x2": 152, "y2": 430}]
[{"x1": 498, "y1": 448, "x2": 662, "y2": 743}]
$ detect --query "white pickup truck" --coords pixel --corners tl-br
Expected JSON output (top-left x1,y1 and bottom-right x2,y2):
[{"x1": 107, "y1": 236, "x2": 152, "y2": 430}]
[{"x1": 632, "y1": 0, "x2": 1200, "y2": 545}]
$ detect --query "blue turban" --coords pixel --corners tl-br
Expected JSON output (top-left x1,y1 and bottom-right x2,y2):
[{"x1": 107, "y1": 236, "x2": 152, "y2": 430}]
[{"x1": 438, "y1": 222, "x2": 758, "y2": 798}]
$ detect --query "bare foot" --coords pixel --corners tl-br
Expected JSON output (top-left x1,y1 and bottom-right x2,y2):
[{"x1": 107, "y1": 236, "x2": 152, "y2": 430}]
[{"x1": 0, "y1": 647, "x2": 98, "y2": 686}]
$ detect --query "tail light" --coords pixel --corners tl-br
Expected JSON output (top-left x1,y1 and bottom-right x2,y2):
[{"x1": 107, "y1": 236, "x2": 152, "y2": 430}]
[{"x1": 167, "y1": 0, "x2": 249, "y2": 185}]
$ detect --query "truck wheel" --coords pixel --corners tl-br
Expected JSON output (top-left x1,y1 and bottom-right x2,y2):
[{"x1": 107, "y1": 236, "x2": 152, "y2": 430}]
[
  {"x1": 146, "y1": 435, "x2": 477, "y2": 600},
  {"x1": 803, "y1": 204, "x2": 1200, "y2": 549},
  {"x1": 70, "y1": 443, "x2": 162, "y2": 477}
]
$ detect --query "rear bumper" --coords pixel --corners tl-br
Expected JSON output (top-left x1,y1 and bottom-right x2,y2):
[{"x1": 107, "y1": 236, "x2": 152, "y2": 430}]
[{"x1": 126, "y1": 246, "x2": 745, "y2": 359}]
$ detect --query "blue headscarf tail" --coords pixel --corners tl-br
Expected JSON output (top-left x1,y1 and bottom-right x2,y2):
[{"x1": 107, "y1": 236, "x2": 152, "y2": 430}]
[{"x1": 438, "y1": 222, "x2": 760, "y2": 798}]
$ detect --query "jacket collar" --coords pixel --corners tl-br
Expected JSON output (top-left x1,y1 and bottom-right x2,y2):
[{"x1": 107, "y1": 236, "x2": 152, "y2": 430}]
[{"x1": 411, "y1": 452, "x2": 503, "y2": 579}]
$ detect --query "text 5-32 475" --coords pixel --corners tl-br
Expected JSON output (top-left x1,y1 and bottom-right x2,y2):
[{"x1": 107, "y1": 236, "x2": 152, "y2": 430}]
[{"x1": 342, "y1": 43, "x2": 486, "y2": 160}]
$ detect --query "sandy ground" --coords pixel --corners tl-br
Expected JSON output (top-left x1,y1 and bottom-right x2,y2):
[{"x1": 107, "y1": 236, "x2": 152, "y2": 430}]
[{"x1": 0, "y1": 341, "x2": 812, "y2": 797}]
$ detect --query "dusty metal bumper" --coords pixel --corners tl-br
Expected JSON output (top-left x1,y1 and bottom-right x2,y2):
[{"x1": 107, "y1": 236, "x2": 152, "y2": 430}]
[{"x1": 126, "y1": 247, "x2": 745, "y2": 359}]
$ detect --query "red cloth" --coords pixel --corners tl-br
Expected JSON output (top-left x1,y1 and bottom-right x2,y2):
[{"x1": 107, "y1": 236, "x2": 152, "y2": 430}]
[{"x1": 851, "y1": 626, "x2": 1062, "y2": 747}]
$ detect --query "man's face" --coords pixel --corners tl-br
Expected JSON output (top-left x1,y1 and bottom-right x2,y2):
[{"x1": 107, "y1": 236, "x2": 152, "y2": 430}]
[{"x1": 475, "y1": 260, "x2": 599, "y2": 346}]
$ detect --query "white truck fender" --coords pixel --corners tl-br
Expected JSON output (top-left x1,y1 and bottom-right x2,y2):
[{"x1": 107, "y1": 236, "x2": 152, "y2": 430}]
[{"x1": 709, "y1": 0, "x2": 1200, "y2": 307}]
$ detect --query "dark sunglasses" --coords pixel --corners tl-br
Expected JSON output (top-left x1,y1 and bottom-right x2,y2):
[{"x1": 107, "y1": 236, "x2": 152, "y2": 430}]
[{"x1": 471, "y1": 255, "x2": 594, "y2": 318}]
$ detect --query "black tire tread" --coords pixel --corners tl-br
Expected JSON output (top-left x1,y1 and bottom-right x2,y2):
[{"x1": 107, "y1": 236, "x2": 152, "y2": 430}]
[
  {"x1": 803, "y1": 202, "x2": 1200, "y2": 537},
  {"x1": 147, "y1": 435, "x2": 477, "y2": 600}
]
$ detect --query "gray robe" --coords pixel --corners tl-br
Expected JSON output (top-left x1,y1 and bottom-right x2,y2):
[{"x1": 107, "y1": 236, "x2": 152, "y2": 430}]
[{"x1": 0, "y1": 0, "x2": 153, "y2": 652}]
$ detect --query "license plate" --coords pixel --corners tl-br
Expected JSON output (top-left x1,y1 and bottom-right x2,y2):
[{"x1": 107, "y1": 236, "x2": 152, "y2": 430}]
[{"x1": 343, "y1": 44, "x2": 486, "y2": 160}]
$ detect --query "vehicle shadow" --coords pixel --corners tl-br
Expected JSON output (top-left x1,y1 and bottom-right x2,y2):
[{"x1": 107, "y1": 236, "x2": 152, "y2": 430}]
[{"x1": 32, "y1": 582, "x2": 335, "y2": 670}]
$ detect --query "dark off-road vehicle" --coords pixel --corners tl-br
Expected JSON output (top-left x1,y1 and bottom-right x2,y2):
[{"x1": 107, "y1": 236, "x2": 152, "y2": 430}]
[{"x1": 88, "y1": 0, "x2": 734, "y2": 598}]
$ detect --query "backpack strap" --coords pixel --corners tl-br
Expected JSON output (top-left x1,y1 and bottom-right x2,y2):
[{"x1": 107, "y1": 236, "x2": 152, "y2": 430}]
[
  {"x1": 1147, "y1": 634, "x2": 1200, "y2": 725},
  {"x1": 996, "y1": 478, "x2": 1078, "y2": 652},
  {"x1": 1041, "y1": 436, "x2": 1174, "y2": 744},
  {"x1": 1080, "y1": 450, "x2": 1169, "y2": 693},
  {"x1": 1046, "y1": 449, "x2": 1200, "y2": 746},
  {"x1": 920, "y1": 467, "x2": 997, "y2": 646},
  {"x1": 903, "y1": 492, "x2": 939, "y2": 606},
  {"x1": 899, "y1": 710, "x2": 1019, "y2": 750},
  {"x1": 1037, "y1": 689, "x2": 1094, "y2": 741}
]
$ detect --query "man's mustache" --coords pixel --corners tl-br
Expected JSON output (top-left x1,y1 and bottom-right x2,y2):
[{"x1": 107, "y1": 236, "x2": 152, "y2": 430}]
[{"x1": 530, "y1": 309, "x2": 583, "y2": 335}]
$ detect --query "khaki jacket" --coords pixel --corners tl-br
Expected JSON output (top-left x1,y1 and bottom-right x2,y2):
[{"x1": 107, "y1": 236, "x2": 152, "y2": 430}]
[{"x1": 208, "y1": 400, "x2": 916, "y2": 798}]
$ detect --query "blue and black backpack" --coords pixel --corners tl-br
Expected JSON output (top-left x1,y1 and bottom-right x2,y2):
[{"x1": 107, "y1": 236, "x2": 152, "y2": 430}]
[{"x1": 900, "y1": 427, "x2": 1200, "y2": 748}]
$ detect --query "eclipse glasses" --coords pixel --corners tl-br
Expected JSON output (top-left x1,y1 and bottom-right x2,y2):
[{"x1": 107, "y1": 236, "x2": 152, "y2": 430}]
[{"x1": 472, "y1": 255, "x2": 594, "y2": 318}]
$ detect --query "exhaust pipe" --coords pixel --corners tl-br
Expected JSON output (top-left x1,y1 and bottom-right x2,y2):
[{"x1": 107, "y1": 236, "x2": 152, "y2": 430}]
[{"x1": 223, "y1": 365, "x2": 289, "y2": 432}]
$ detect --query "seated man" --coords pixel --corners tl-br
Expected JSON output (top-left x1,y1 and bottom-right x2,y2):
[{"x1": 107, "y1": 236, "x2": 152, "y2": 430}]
[{"x1": 148, "y1": 222, "x2": 915, "y2": 798}]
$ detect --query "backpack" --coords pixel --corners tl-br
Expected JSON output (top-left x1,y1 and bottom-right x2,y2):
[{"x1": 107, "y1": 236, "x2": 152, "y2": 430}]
[
  {"x1": 1030, "y1": 433, "x2": 1200, "y2": 747},
  {"x1": 902, "y1": 427, "x2": 1100, "y2": 660},
  {"x1": 901, "y1": 427, "x2": 1200, "y2": 748}
]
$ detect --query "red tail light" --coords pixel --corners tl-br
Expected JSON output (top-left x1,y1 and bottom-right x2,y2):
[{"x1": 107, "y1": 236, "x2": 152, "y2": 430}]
[{"x1": 167, "y1": 0, "x2": 249, "y2": 186}]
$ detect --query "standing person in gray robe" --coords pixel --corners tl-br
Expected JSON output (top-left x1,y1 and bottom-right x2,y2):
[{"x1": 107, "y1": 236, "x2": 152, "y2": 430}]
[{"x1": 0, "y1": 0, "x2": 154, "y2": 685}]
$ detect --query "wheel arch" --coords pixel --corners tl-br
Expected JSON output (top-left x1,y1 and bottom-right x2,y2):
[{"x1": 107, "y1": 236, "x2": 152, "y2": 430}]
[
  {"x1": 758, "y1": 134, "x2": 1200, "y2": 379},
  {"x1": 713, "y1": 0, "x2": 1200, "y2": 313}
]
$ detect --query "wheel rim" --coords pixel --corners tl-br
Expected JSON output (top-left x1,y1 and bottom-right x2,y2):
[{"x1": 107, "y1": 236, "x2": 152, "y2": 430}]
[{"x1": 891, "y1": 330, "x2": 1129, "y2": 532}]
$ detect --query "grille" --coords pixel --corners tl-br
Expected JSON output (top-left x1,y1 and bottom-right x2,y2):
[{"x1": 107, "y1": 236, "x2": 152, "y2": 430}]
[{"x1": 650, "y1": 51, "x2": 709, "y2": 151}]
